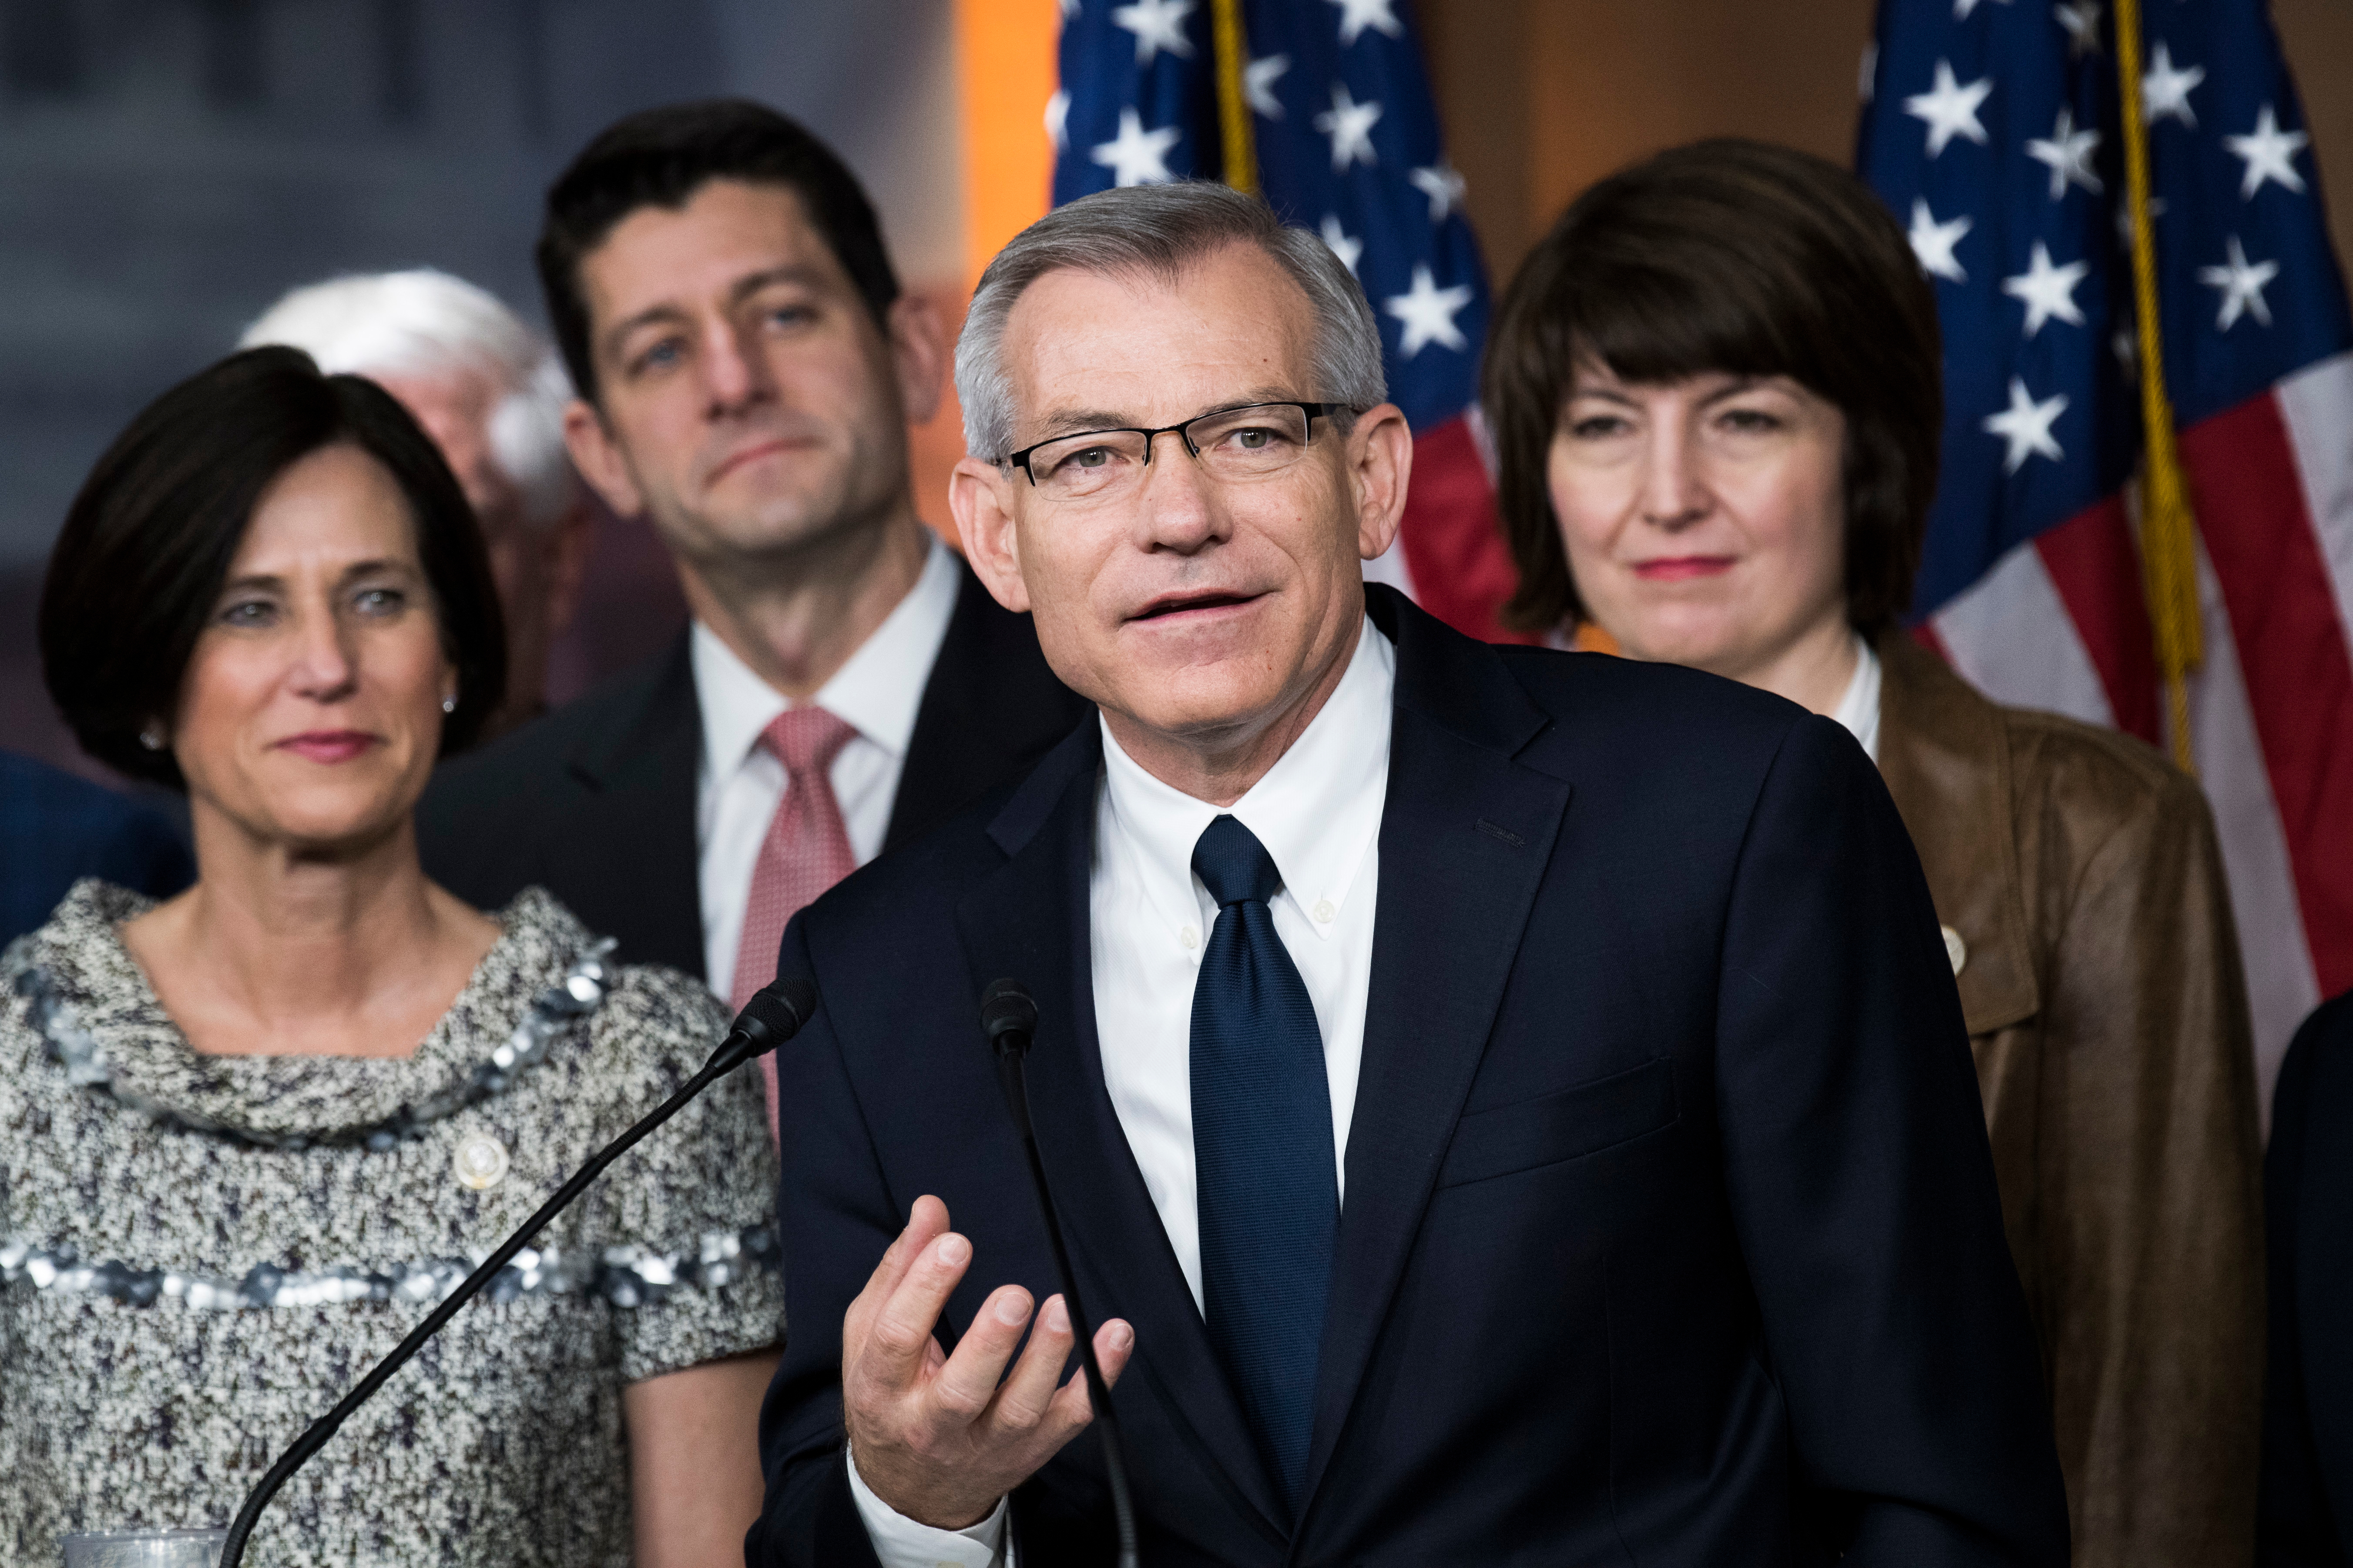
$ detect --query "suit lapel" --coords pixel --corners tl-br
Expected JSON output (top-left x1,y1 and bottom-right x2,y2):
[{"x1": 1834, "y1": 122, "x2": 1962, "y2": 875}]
[
  {"x1": 1299, "y1": 591, "x2": 1574, "y2": 1509},
  {"x1": 563, "y1": 634, "x2": 708, "y2": 980},
  {"x1": 953, "y1": 726, "x2": 1291, "y2": 1539},
  {"x1": 888, "y1": 563, "x2": 1089, "y2": 854}
]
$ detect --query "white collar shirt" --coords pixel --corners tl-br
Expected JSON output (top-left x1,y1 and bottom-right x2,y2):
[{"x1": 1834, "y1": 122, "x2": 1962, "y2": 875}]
[
  {"x1": 1090, "y1": 613, "x2": 1395, "y2": 1310},
  {"x1": 1827, "y1": 631, "x2": 1884, "y2": 764},
  {"x1": 849, "y1": 614, "x2": 1396, "y2": 1568},
  {"x1": 694, "y1": 534, "x2": 960, "y2": 998}
]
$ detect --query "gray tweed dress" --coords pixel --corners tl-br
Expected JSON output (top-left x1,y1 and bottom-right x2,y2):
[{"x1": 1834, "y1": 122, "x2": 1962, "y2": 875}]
[{"x1": 0, "y1": 881, "x2": 784, "y2": 1567}]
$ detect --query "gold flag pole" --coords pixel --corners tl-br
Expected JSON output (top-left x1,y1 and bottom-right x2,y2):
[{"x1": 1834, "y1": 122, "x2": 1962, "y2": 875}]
[
  {"x1": 2114, "y1": 0, "x2": 2203, "y2": 772},
  {"x1": 1210, "y1": 0, "x2": 1259, "y2": 194}
]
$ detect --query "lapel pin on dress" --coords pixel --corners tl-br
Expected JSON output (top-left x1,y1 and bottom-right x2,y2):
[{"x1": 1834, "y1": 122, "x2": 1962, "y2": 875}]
[
  {"x1": 1940, "y1": 925, "x2": 1969, "y2": 978},
  {"x1": 453, "y1": 1132, "x2": 510, "y2": 1191}
]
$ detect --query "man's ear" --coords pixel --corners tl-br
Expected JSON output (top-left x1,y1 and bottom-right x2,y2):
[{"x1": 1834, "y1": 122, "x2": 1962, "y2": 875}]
[
  {"x1": 888, "y1": 293, "x2": 948, "y2": 428},
  {"x1": 948, "y1": 455, "x2": 1032, "y2": 614},
  {"x1": 562, "y1": 399, "x2": 646, "y2": 521},
  {"x1": 1346, "y1": 402, "x2": 1414, "y2": 563}
]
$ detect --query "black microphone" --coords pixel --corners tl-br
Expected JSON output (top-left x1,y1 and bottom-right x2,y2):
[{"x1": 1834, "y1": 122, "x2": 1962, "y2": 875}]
[
  {"x1": 980, "y1": 978, "x2": 1141, "y2": 1568},
  {"x1": 218, "y1": 975, "x2": 820, "y2": 1568}
]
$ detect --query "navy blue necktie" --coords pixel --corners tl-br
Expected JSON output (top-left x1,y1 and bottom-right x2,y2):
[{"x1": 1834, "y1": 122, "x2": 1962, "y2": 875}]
[{"x1": 1189, "y1": 813, "x2": 1338, "y2": 1511}]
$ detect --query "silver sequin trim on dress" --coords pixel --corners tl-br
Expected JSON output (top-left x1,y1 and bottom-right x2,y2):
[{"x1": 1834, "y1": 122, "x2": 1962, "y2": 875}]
[
  {"x1": 0, "y1": 1224, "x2": 779, "y2": 1310},
  {"x1": 7, "y1": 938, "x2": 617, "y2": 1152}
]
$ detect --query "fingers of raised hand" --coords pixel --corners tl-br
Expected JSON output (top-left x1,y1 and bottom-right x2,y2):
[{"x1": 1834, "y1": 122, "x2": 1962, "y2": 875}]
[
  {"x1": 987, "y1": 1294, "x2": 1077, "y2": 1434},
  {"x1": 846, "y1": 1198, "x2": 951, "y2": 1356},
  {"x1": 870, "y1": 1241, "x2": 969, "y2": 1373},
  {"x1": 1094, "y1": 1317, "x2": 1136, "y2": 1387},
  {"x1": 1043, "y1": 1317, "x2": 1136, "y2": 1429},
  {"x1": 928, "y1": 1283, "x2": 1035, "y2": 1422}
]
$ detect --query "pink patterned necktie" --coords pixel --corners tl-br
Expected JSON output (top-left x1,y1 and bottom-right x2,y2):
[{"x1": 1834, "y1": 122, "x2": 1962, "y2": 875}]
[{"x1": 731, "y1": 707, "x2": 859, "y2": 1136}]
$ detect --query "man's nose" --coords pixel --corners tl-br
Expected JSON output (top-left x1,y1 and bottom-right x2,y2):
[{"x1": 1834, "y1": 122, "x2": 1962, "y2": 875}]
[
  {"x1": 1638, "y1": 423, "x2": 1711, "y2": 531},
  {"x1": 701, "y1": 319, "x2": 773, "y2": 417},
  {"x1": 1134, "y1": 432, "x2": 1225, "y2": 551}
]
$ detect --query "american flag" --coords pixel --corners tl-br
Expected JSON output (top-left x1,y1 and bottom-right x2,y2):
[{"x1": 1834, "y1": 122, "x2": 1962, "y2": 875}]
[
  {"x1": 1858, "y1": 0, "x2": 2353, "y2": 1102},
  {"x1": 1049, "y1": 0, "x2": 1530, "y2": 643}
]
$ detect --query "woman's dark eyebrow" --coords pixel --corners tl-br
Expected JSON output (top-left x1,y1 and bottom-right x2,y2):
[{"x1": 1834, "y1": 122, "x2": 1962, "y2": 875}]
[
  {"x1": 214, "y1": 559, "x2": 414, "y2": 599},
  {"x1": 1696, "y1": 376, "x2": 1772, "y2": 408}
]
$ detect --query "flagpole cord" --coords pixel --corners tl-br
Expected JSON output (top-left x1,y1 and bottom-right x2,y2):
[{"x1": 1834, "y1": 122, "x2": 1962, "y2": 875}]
[
  {"x1": 1211, "y1": 0, "x2": 1259, "y2": 194},
  {"x1": 2114, "y1": 0, "x2": 2202, "y2": 773}
]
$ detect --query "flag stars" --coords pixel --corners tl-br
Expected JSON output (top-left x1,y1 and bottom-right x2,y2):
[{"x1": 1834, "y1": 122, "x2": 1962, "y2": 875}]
[
  {"x1": 2027, "y1": 105, "x2": 2104, "y2": 200},
  {"x1": 2054, "y1": 1, "x2": 2101, "y2": 58},
  {"x1": 1385, "y1": 264, "x2": 1474, "y2": 357},
  {"x1": 1905, "y1": 60, "x2": 1993, "y2": 158},
  {"x1": 1320, "y1": 214, "x2": 1363, "y2": 278},
  {"x1": 2224, "y1": 104, "x2": 2309, "y2": 199},
  {"x1": 1313, "y1": 82, "x2": 1383, "y2": 171},
  {"x1": 1984, "y1": 377, "x2": 2068, "y2": 473},
  {"x1": 1955, "y1": 0, "x2": 2013, "y2": 19},
  {"x1": 1090, "y1": 107, "x2": 1182, "y2": 187},
  {"x1": 1046, "y1": 89, "x2": 1071, "y2": 151},
  {"x1": 2141, "y1": 42, "x2": 2203, "y2": 128},
  {"x1": 1245, "y1": 54, "x2": 1289, "y2": 118},
  {"x1": 1326, "y1": 0, "x2": 1404, "y2": 47},
  {"x1": 2199, "y1": 236, "x2": 2281, "y2": 329},
  {"x1": 1111, "y1": 0, "x2": 1195, "y2": 64},
  {"x1": 2002, "y1": 241, "x2": 2091, "y2": 335},
  {"x1": 1409, "y1": 160, "x2": 1468, "y2": 223},
  {"x1": 1909, "y1": 198, "x2": 1974, "y2": 283}
]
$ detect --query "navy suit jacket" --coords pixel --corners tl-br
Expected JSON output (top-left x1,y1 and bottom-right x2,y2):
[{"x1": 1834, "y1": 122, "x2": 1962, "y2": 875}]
[
  {"x1": 2260, "y1": 988, "x2": 2353, "y2": 1564},
  {"x1": 1, "y1": 750, "x2": 191, "y2": 944},
  {"x1": 748, "y1": 587, "x2": 2067, "y2": 1567}
]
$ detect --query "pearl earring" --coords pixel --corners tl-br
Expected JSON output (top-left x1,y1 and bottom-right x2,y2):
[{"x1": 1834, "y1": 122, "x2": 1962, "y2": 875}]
[
  {"x1": 441, "y1": 694, "x2": 457, "y2": 715},
  {"x1": 138, "y1": 724, "x2": 165, "y2": 751}
]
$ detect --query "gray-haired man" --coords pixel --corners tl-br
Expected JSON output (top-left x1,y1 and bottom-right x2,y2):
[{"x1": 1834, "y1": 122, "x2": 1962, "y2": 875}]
[
  {"x1": 747, "y1": 181, "x2": 2064, "y2": 1567},
  {"x1": 242, "y1": 268, "x2": 594, "y2": 735}
]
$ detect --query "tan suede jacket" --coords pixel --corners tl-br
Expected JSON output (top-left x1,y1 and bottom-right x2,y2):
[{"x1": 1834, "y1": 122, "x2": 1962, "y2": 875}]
[{"x1": 1874, "y1": 631, "x2": 2265, "y2": 1568}]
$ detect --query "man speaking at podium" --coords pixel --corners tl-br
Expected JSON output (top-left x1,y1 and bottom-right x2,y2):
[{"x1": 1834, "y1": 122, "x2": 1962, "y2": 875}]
[{"x1": 745, "y1": 183, "x2": 2067, "y2": 1567}]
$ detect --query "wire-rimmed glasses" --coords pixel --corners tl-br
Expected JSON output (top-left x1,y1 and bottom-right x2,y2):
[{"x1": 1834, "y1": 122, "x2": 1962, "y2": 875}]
[{"x1": 1003, "y1": 402, "x2": 1345, "y2": 506}]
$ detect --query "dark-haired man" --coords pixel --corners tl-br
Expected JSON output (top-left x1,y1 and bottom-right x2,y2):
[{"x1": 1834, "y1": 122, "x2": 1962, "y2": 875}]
[{"x1": 419, "y1": 102, "x2": 1089, "y2": 1091}]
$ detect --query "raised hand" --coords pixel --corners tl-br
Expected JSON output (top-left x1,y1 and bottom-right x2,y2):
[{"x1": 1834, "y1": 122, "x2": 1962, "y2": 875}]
[{"x1": 842, "y1": 1195, "x2": 1135, "y2": 1529}]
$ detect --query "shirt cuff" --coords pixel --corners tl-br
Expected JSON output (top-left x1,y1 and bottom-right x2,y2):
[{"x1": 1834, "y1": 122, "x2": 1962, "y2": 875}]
[{"x1": 844, "y1": 1444, "x2": 1010, "y2": 1568}]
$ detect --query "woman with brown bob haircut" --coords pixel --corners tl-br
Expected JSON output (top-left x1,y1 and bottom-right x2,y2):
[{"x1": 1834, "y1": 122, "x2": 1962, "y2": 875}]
[{"x1": 1487, "y1": 139, "x2": 2262, "y2": 1568}]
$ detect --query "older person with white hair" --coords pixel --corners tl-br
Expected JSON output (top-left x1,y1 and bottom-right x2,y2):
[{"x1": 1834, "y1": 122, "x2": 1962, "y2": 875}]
[{"x1": 242, "y1": 269, "x2": 593, "y2": 735}]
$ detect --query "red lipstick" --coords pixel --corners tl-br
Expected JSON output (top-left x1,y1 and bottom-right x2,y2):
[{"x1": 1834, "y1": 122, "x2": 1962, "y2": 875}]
[{"x1": 1631, "y1": 556, "x2": 1736, "y2": 582}]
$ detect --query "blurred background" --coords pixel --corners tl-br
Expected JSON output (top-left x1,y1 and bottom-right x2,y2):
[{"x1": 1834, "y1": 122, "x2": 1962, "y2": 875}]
[{"x1": 3, "y1": 0, "x2": 2347, "y2": 782}]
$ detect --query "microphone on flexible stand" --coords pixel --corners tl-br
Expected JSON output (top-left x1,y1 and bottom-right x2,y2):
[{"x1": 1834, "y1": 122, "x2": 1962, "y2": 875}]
[
  {"x1": 216, "y1": 975, "x2": 821, "y2": 1568},
  {"x1": 979, "y1": 978, "x2": 1141, "y2": 1568}
]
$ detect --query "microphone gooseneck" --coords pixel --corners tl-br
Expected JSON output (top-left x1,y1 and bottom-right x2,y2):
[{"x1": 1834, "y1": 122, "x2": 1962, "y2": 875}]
[
  {"x1": 979, "y1": 978, "x2": 1141, "y2": 1568},
  {"x1": 217, "y1": 975, "x2": 820, "y2": 1568}
]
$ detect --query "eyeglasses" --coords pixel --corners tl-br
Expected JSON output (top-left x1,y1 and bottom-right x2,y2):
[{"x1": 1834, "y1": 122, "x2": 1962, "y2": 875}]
[{"x1": 1002, "y1": 402, "x2": 1346, "y2": 506}]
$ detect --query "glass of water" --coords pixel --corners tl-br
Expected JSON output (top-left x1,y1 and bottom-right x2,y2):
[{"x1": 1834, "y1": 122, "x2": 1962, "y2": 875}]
[{"x1": 59, "y1": 1530, "x2": 228, "y2": 1568}]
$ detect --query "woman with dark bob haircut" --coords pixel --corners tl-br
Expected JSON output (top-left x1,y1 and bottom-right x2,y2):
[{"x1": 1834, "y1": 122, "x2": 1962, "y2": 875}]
[
  {"x1": 1487, "y1": 140, "x2": 2262, "y2": 1568},
  {"x1": 6, "y1": 347, "x2": 781, "y2": 1565}
]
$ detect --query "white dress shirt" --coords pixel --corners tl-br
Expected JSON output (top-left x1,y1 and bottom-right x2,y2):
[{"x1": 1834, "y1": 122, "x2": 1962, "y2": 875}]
[
  {"x1": 696, "y1": 534, "x2": 960, "y2": 999},
  {"x1": 1827, "y1": 631, "x2": 1883, "y2": 763},
  {"x1": 853, "y1": 616, "x2": 1397, "y2": 1568}
]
